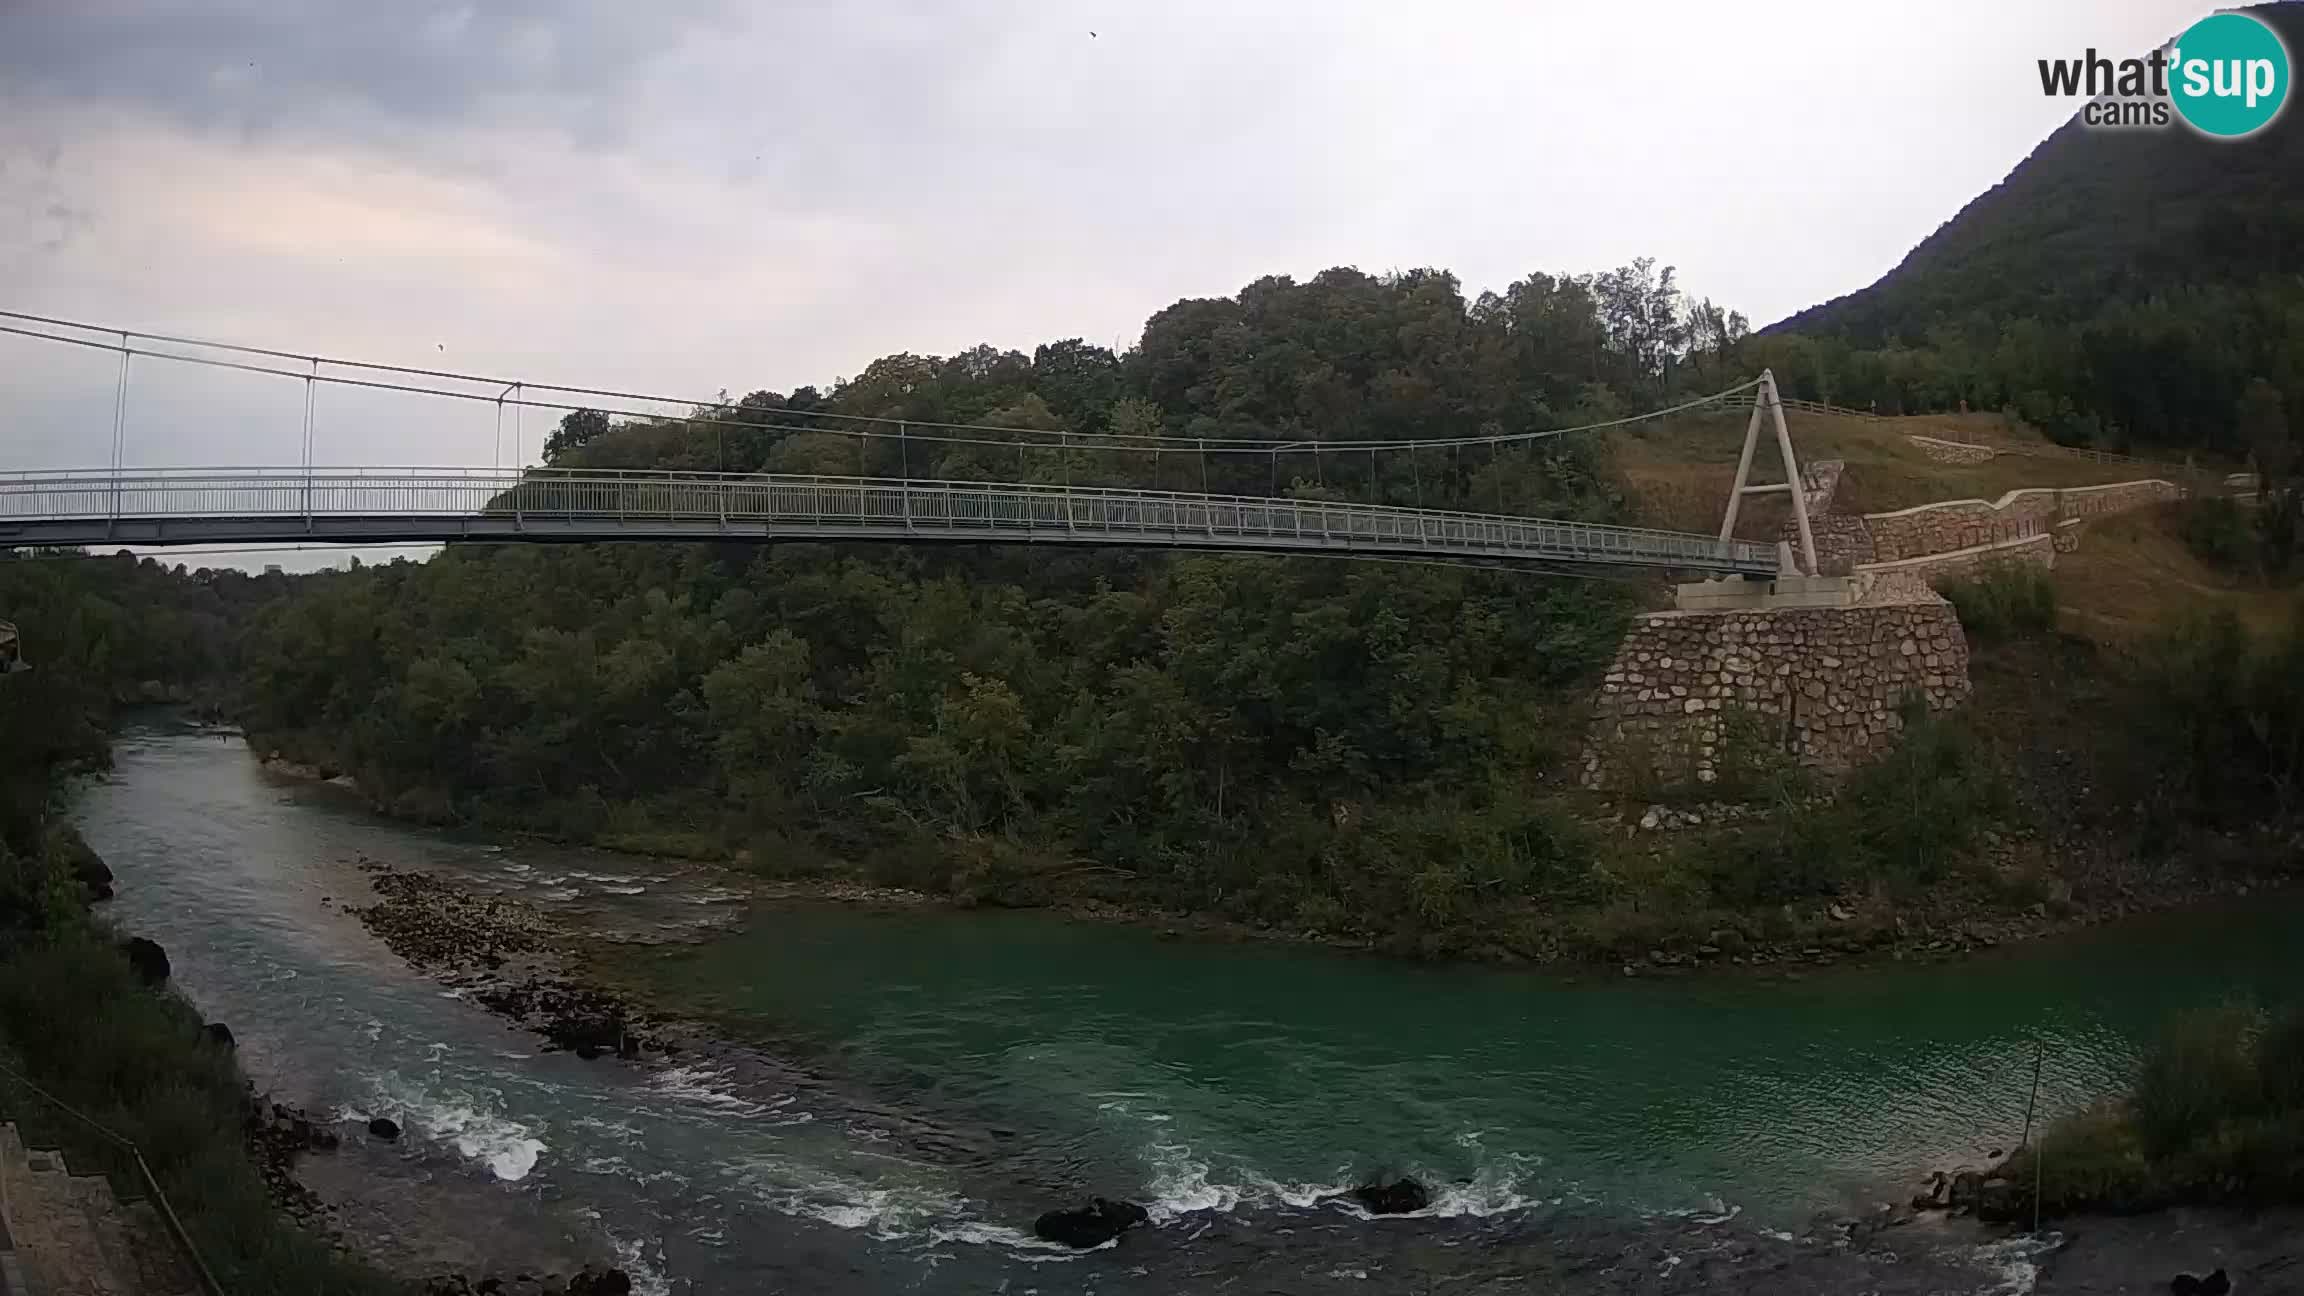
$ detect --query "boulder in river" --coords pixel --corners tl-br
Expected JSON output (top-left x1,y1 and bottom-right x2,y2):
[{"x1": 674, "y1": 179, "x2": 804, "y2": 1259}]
[
  {"x1": 60, "y1": 831, "x2": 114, "y2": 901},
  {"x1": 368, "y1": 1117, "x2": 401, "y2": 1141},
  {"x1": 567, "y1": 1267, "x2": 633, "y2": 1296},
  {"x1": 1973, "y1": 1177, "x2": 2023, "y2": 1223},
  {"x1": 1033, "y1": 1196, "x2": 1149, "y2": 1248},
  {"x1": 544, "y1": 1012, "x2": 624, "y2": 1057},
  {"x1": 1350, "y1": 1176, "x2": 1431, "y2": 1215},
  {"x1": 202, "y1": 1022, "x2": 236, "y2": 1050},
  {"x1": 121, "y1": 936, "x2": 170, "y2": 985}
]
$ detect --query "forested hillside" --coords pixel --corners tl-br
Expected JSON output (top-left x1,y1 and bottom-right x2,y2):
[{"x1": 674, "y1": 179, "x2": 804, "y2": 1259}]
[
  {"x1": 1755, "y1": 2, "x2": 2304, "y2": 455},
  {"x1": 236, "y1": 264, "x2": 1777, "y2": 952},
  {"x1": 0, "y1": 552, "x2": 274, "y2": 849},
  {"x1": 231, "y1": 249, "x2": 2304, "y2": 960}
]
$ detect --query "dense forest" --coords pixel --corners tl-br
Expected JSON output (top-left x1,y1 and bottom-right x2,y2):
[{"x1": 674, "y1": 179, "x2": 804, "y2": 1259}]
[
  {"x1": 242, "y1": 264, "x2": 1721, "y2": 952},
  {"x1": 1756, "y1": 2, "x2": 2304, "y2": 456},
  {"x1": 0, "y1": 552, "x2": 399, "y2": 1293},
  {"x1": 227, "y1": 248, "x2": 2304, "y2": 959}
]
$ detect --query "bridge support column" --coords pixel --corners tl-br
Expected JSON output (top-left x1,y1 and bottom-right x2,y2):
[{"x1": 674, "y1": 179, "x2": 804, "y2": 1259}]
[{"x1": 1718, "y1": 370, "x2": 1820, "y2": 576}]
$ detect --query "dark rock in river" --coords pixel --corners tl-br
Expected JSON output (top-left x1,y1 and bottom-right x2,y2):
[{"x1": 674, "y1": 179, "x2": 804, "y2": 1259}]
[
  {"x1": 545, "y1": 1012, "x2": 625, "y2": 1058},
  {"x1": 64, "y1": 833, "x2": 114, "y2": 901},
  {"x1": 121, "y1": 936, "x2": 170, "y2": 985},
  {"x1": 368, "y1": 1117, "x2": 401, "y2": 1141},
  {"x1": 1033, "y1": 1196, "x2": 1149, "y2": 1248},
  {"x1": 2171, "y1": 1269, "x2": 2231, "y2": 1296},
  {"x1": 1974, "y1": 1177, "x2": 2022, "y2": 1223},
  {"x1": 202, "y1": 1022, "x2": 236, "y2": 1050},
  {"x1": 1946, "y1": 1168, "x2": 1984, "y2": 1210},
  {"x1": 567, "y1": 1267, "x2": 633, "y2": 1296},
  {"x1": 1351, "y1": 1176, "x2": 1432, "y2": 1215}
]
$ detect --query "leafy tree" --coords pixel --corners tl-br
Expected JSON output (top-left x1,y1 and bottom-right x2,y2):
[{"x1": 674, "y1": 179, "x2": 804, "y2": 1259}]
[
  {"x1": 544, "y1": 408, "x2": 612, "y2": 462},
  {"x1": 2241, "y1": 378, "x2": 2299, "y2": 574}
]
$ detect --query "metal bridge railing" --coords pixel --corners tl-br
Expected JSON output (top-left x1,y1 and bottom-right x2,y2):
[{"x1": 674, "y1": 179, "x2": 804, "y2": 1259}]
[{"x1": 0, "y1": 467, "x2": 1780, "y2": 573}]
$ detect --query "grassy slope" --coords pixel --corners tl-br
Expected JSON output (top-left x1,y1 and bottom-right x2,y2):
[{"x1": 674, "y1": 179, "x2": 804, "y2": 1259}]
[
  {"x1": 1610, "y1": 408, "x2": 2189, "y2": 538},
  {"x1": 2054, "y1": 504, "x2": 2299, "y2": 644},
  {"x1": 1607, "y1": 407, "x2": 2293, "y2": 647}
]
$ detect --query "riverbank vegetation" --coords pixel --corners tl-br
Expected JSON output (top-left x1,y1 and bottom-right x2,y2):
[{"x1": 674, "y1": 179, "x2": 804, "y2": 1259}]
[
  {"x1": 0, "y1": 552, "x2": 395, "y2": 1293},
  {"x1": 2008, "y1": 1002, "x2": 2304, "y2": 1216}
]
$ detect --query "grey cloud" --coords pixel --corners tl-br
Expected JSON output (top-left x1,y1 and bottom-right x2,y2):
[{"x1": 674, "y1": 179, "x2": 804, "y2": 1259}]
[
  {"x1": 0, "y1": 129, "x2": 89, "y2": 260},
  {"x1": 0, "y1": 0, "x2": 733, "y2": 141}
]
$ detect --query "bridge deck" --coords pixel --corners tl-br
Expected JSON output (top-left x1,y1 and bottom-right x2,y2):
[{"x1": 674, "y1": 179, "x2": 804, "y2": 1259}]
[{"x1": 0, "y1": 469, "x2": 1779, "y2": 574}]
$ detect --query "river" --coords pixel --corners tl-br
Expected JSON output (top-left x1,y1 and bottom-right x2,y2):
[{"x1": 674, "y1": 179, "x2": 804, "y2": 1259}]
[{"x1": 70, "y1": 724, "x2": 2304, "y2": 1293}]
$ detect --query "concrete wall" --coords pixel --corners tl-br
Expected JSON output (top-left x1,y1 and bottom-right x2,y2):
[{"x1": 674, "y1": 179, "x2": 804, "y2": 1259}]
[{"x1": 1583, "y1": 599, "x2": 1972, "y2": 786}]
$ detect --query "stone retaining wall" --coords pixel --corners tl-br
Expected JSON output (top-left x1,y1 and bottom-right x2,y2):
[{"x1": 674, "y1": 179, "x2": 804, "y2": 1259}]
[
  {"x1": 1860, "y1": 479, "x2": 2183, "y2": 563},
  {"x1": 1854, "y1": 531, "x2": 2055, "y2": 588},
  {"x1": 1807, "y1": 515, "x2": 1876, "y2": 574},
  {"x1": 1583, "y1": 600, "x2": 1972, "y2": 786},
  {"x1": 1866, "y1": 494, "x2": 2057, "y2": 561},
  {"x1": 1910, "y1": 436, "x2": 1997, "y2": 464}
]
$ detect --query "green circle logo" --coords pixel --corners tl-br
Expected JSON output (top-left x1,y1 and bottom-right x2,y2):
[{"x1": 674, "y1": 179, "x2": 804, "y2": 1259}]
[{"x1": 2170, "y1": 11, "x2": 2290, "y2": 138}]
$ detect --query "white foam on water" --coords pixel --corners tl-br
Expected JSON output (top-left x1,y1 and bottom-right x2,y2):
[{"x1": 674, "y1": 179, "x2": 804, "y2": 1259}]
[
  {"x1": 650, "y1": 1064, "x2": 777, "y2": 1118},
  {"x1": 1242, "y1": 1172, "x2": 1355, "y2": 1209},
  {"x1": 922, "y1": 1220, "x2": 1083, "y2": 1257},
  {"x1": 1141, "y1": 1142, "x2": 1243, "y2": 1220},
  {"x1": 607, "y1": 1231, "x2": 674, "y2": 1296},
  {"x1": 431, "y1": 1104, "x2": 548, "y2": 1181},
  {"x1": 367, "y1": 1073, "x2": 548, "y2": 1182},
  {"x1": 1114, "y1": 1108, "x2": 1550, "y2": 1226},
  {"x1": 728, "y1": 1152, "x2": 981, "y2": 1244},
  {"x1": 790, "y1": 1183, "x2": 966, "y2": 1238},
  {"x1": 599, "y1": 885, "x2": 647, "y2": 895},
  {"x1": 1424, "y1": 1158, "x2": 1543, "y2": 1218},
  {"x1": 1967, "y1": 1231, "x2": 2064, "y2": 1296}
]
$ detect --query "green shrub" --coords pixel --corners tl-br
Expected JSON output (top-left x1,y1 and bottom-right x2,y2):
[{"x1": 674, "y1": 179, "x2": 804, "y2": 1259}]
[
  {"x1": 1689, "y1": 811, "x2": 1846, "y2": 906},
  {"x1": 0, "y1": 929, "x2": 399, "y2": 1294},
  {"x1": 1679, "y1": 703, "x2": 2005, "y2": 906},
  {"x1": 2134, "y1": 1001, "x2": 2265, "y2": 1157},
  {"x1": 2180, "y1": 496, "x2": 2257, "y2": 572},
  {"x1": 1942, "y1": 563, "x2": 2057, "y2": 642},
  {"x1": 1845, "y1": 700, "x2": 2010, "y2": 886},
  {"x1": 2258, "y1": 1008, "x2": 2304, "y2": 1111},
  {"x1": 2123, "y1": 610, "x2": 2304, "y2": 829},
  {"x1": 2022, "y1": 1003, "x2": 2304, "y2": 1215},
  {"x1": 2004, "y1": 1100, "x2": 2162, "y2": 1215}
]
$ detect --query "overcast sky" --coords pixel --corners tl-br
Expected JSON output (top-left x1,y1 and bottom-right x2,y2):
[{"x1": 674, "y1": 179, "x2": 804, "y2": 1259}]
[{"x1": 0, "y1": 0, "x2": 2216, "y2": 509}]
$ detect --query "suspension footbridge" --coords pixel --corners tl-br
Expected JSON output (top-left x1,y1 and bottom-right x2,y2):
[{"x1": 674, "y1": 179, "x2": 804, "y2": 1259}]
[
  {"x1": 0, "y1": 312, "x2": 1805, "y2": 577},
  {"x1": 0, "y1": 467, "x2": 1779, "y2": 573}
]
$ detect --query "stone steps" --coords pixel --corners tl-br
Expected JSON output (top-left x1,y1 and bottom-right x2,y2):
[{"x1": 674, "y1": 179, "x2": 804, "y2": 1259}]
[{"x1": 0, "y1": 1122, "x2": 198, "y2": 1296}]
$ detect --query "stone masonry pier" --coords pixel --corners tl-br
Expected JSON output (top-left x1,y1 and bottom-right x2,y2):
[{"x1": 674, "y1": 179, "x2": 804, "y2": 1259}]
[{"x1": 1583, "y1": 596, "x2": 1970, "y2": 787}]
